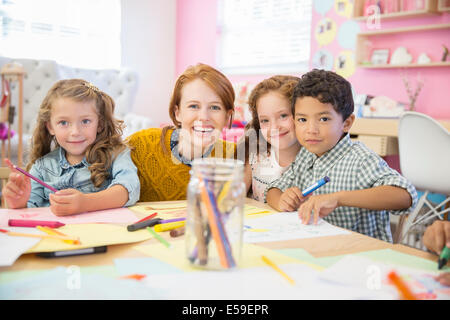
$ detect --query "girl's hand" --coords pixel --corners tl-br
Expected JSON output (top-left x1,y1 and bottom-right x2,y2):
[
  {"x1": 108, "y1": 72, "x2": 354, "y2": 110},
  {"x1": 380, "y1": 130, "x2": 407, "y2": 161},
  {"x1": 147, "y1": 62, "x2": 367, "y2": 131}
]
[
  {"x1": 2, "y1": 171, "x2": 31, "y2": 209},
  {"x1": 49, "y1": 188, "x2": 87, "y2": 216},
  {"x1": 278, "y1": 187, "x2": 307, "y2": 212},
  {"x1": 298, "y1": 193, "x2": 339, "y2": 225}
]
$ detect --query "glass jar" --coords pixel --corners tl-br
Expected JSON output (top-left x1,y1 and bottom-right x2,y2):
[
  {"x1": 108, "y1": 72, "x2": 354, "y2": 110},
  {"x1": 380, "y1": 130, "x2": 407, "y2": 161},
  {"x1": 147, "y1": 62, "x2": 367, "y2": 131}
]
[{"x1": 185, "y1": 158, "x2": 245, "y2": 270}]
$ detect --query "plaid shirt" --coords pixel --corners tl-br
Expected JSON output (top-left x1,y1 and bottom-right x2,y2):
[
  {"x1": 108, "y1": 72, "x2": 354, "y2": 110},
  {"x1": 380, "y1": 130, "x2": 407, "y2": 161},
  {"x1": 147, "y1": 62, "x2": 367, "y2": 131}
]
[{"x1": 265, "y1": 134, "x2": 418, "y2": 242}]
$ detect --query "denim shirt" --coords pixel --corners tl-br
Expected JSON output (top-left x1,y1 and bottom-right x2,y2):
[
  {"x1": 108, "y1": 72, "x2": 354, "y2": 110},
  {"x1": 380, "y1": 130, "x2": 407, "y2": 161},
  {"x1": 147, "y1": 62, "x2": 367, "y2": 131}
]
[{"x1": 27, "y1": 147, "x2": 140, "y2": 208}]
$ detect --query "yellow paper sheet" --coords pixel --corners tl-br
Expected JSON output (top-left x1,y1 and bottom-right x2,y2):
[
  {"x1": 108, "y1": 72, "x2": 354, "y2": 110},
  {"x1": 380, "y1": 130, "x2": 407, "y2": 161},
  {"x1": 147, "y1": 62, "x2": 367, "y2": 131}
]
[
  {"x1": 134, "y1": 241, "x2": 322, "y2": 272},
  {"x1": 26, "y1": 224, "x2": 153, "y2": 253},
  {"x1": 128, "y1": 203, "x2": 187, "y2": 220}
]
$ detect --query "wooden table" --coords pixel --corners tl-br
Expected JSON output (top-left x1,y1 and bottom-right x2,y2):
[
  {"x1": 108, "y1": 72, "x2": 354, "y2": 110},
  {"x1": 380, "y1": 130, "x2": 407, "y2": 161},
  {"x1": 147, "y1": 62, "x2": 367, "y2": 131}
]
[
  {"x1": 1, "y1": 199, "x2": 440, "y2": 274},
  {"x1": 349, "y1": 117, "x2": 450, "y2": 156}
]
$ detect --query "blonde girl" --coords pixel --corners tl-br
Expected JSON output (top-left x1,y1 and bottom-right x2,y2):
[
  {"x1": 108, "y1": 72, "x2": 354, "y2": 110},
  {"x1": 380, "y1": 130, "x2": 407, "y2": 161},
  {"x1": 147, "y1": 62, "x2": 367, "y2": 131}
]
[{"x1": 2, "y1": 79, "x2": 140, "y2": 215}]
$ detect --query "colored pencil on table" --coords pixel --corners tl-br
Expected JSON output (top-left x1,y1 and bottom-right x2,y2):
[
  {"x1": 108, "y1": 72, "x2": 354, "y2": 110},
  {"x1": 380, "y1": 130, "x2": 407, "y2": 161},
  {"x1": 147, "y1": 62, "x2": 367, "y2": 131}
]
[
  {"x1": 146, "y1": 227, "x2": 171, "y2": 248},
  {"x1": 36, "y1": 226, "x2": 80, "y2": 245},
  {"x1": 134, "y1": 212, "x2": 158, "y2": 224},
  {"x1": 261, "y1": 255, "x2": 295, "y2": 285},
  {"x1": 0, "y1": 228, "x2": 80, "y2": 242}
]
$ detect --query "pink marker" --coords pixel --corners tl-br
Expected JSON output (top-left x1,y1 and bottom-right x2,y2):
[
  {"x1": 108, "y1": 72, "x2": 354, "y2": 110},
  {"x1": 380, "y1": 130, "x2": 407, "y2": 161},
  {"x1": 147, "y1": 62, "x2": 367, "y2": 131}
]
[
  {"x1": 5, "y1": 158, "x2": 57, "y2": 193},
  {"x1": 8, "y1": 219, "x2": 65, "y2": 228}
]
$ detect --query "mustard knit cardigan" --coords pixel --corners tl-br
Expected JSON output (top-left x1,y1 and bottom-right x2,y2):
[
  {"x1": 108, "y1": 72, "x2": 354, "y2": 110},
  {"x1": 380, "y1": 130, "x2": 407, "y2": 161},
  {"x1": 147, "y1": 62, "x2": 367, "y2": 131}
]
[{"x1": 127, "y1": 128, "x2": 236, "y2": 202}]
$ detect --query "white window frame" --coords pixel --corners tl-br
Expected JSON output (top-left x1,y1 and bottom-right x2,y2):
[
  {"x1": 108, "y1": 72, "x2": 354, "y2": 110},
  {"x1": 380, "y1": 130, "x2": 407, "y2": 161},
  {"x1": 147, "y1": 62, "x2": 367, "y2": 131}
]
[
  {"x1": 217, "y1": 0, "x2": 312, "y2": 75},
  {"x1": 0, "y1": 0, "x2": 121, "y2": 69}
]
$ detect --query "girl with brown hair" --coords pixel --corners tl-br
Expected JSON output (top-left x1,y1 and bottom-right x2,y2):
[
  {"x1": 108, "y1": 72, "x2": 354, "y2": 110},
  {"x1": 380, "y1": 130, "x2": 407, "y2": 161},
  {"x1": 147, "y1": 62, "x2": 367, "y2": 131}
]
[
  {"x1": 127, "y1": 63, "x2": 236, "y2": 201},
  {"x1": 242, "y1": 75, "x2": 301, "y2": 202},
  {"x1": 2, "y1": 79, "x2": 140, "y2": 215}
]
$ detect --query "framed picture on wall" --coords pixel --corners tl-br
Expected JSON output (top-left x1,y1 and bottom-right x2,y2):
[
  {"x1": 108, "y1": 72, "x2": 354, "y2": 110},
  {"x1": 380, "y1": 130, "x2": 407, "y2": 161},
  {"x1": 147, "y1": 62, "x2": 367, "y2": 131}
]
[{"x1": 371, "y1": 49, "x2": 390, "y2": 65}]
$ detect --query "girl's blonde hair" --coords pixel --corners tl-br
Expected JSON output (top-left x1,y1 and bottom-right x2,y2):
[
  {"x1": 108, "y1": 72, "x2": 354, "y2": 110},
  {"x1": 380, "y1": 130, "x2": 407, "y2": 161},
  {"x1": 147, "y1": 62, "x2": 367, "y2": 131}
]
[
  {"x1": 160, "y1": 63, "x2": 235, "y2": 153},
  {"x1": 27, "y1": 79, "x2": 126, "y2": 188},
  {"x1": 241, "y1": 75, "x2": 300, "y2": 160}
]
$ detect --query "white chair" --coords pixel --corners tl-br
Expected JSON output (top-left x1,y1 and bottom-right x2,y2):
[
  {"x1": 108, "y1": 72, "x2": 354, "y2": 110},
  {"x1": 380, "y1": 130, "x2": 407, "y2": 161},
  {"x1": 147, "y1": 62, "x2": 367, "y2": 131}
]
[{"x1": 397, "y1": 112, "x2": 450, "y2": 246}]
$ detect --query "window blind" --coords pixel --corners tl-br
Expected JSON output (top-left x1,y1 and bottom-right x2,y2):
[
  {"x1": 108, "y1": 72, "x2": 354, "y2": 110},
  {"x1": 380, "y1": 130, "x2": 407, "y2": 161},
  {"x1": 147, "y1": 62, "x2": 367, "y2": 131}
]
[
  {"x1": 0, "y1": 0, "x2": 121, "y2": 69},
  {"x1": 217, "y1": 0, "x2": 312, "y2": 74}
]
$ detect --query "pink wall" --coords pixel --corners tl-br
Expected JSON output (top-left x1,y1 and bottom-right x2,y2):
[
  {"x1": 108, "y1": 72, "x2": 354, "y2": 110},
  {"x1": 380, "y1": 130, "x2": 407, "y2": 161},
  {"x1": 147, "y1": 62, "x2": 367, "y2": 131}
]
[
  {"x1": 175, "y1": 0, "x2": 218, "y2": 77},
  {"x1": 310, "y1": 8, "x2": 450, "y2": 119},
  {"x1": 176, "y1": 0, "x2": 450, "y2": 119}
]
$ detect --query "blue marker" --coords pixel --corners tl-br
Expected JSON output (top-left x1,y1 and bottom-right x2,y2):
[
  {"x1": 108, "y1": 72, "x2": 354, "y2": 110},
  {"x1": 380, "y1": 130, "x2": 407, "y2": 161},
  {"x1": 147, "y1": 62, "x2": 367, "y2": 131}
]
[{"x1": 302, "y1": 176, "x2": 330, "y2": 196}]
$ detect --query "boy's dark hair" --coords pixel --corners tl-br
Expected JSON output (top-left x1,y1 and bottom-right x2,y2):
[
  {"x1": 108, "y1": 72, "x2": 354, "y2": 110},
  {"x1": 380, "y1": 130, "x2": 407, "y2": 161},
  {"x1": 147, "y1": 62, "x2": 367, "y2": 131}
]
[{"x1": 292, "y1": 69, "x2": 354, "y2": 120}]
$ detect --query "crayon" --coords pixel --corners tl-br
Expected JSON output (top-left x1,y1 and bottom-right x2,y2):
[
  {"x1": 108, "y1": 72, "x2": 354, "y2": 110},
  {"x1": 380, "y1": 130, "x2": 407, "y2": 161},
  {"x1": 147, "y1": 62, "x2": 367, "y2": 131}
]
[
  {"x1": 9, "y1": 219, "x2": 65, "y2": 228},
  {"x1": 154, "y1": 221, "x2": 185, "y2": 232},
  {"x1": 169, "y1": 226, "x2": 185, "y2": 238}
]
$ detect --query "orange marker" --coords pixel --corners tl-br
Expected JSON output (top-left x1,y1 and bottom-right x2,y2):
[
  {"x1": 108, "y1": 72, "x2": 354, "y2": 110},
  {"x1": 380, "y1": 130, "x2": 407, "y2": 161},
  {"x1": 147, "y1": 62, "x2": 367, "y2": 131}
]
[
  {"x1": 387, "y1": 270, "x2": 417, "y2": 300},
  {"x1": 120, "y1": 274, "x2": 146, "y2": 281}
]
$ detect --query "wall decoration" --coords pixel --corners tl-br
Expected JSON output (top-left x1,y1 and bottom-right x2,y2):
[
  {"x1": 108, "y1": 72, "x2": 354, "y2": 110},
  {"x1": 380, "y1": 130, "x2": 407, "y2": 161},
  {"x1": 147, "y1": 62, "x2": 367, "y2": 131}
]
[
  {"x1": 334, "y1": 50, "x2": 356, "y2": 78},
  {"x1": 313, "y1": 0, "x2": 335, "y2": 15},
  {"x1": 442, "y1": 45, "x2": 449, "y2": 62},
  {"x1": 334, "y1": 0, "x2": 354, "y2": 18},
  {"x1": 401, "y1": 72, "x2": 424, "y2": 111},
  {"x1": 390, "y1": 47, "x2": 413, "y2": 65},
  {"x1": 337, "y1": 20, "x2": 360, "y2": 49},
  {"x1": 312, "y1": 49, "x2": 334, "y2": 70},
  {"x1": 417, "y1": 53, "x2": 431, "y2": 64},
  {"x1": 371, "y1": 49, "x2": 390, "y2": 65},
  {"x1": 315, "y1": 17, "x2": 337, "y2": 46}
]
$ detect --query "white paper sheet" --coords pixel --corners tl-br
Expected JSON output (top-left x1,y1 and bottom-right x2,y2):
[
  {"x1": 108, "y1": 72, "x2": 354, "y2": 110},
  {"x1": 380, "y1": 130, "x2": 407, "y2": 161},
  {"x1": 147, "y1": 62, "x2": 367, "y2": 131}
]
[
  {"x1": 243, "y1": 211, "x2": 350, "y2": 243},
  {"x1": 319, "y1": 255, "x2": 450, "y2": 300},
  {"x1": 0, "y1": 207, "x2": 138, "y2": 227},
  {"x1": 140, "y1": 263, "x2": 389, "y2": 300},
  {"x1": 0, "y1": 227, "x2": 42, "y2": 267}
]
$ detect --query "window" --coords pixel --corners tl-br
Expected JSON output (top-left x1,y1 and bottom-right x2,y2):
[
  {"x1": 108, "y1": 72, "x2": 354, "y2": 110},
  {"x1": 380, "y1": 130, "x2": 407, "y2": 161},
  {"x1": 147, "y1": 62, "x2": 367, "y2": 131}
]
[
  {"x1": 217, "y1": 0, "x2": 312, "y2": 75},
  {"x1": 0, "y1": 0, "x2": 121, "y2": 69}
]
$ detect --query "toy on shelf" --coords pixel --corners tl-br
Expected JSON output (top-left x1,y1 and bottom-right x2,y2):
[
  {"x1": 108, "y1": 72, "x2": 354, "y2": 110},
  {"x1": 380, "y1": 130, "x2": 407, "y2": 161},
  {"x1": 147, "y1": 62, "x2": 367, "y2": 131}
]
[{"x1": 0, "y1": 62, "x2": 25, "y2": 167}]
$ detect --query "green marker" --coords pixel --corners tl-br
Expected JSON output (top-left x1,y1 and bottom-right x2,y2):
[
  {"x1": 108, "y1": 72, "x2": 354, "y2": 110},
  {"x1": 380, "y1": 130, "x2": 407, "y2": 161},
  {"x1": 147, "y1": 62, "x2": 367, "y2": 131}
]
[
  {"x1": 438, "y1": 246, "x2": 450, "y2": 270},
  {"x1": 147, "y1": 227, "x2": 172, "y2": 248}
]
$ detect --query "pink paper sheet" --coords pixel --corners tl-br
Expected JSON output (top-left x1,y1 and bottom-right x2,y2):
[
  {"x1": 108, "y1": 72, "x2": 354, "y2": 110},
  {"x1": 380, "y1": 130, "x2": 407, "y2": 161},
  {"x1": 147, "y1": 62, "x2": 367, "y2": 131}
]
[{"x1": 0, "y1": 207, "x2": 138, "y2": 227}]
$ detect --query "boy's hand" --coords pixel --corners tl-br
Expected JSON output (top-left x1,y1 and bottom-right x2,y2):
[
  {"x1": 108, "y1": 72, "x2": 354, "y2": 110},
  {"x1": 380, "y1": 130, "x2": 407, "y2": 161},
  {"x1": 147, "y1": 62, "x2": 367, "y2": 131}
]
[
  {"x1": 423, "y1": 220, "x2": 450, "y2": 255},
  {"x1": 298, "y1": 193, "x2": 339, "y2": 224},
  {"x1": 278, "y1": 187, "x2": 307, "y2": 212},
  {"x1": 2, "y1": 171, "x2": 31, "y2": 209},
  {"x1": 49, "y1": 189, "x2": 87, "y2": 216},
  {"x1": 435, "y1": 273, "x2": 450, "y2": 287}
]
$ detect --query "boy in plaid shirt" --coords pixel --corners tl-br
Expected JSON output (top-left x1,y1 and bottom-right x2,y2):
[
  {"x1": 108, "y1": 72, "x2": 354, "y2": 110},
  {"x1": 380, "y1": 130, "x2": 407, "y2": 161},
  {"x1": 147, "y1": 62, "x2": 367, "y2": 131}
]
[{"x1": 266, "y1": 69, "x2": 417, "y2": 242}]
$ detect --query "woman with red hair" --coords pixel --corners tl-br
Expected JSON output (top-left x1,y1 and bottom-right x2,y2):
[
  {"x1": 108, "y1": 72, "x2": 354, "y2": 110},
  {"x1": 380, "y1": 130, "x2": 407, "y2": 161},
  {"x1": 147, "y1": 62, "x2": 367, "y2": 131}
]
[{"x1": 127, "y1": 63, "x2": 236, "y2": 201}]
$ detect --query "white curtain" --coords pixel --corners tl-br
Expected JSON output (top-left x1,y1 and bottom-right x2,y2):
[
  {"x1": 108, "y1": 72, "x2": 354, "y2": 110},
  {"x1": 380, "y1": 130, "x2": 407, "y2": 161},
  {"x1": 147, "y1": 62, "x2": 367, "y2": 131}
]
[{"x1": 0, "y1": 0, "x2": 121, "y2": 69}]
